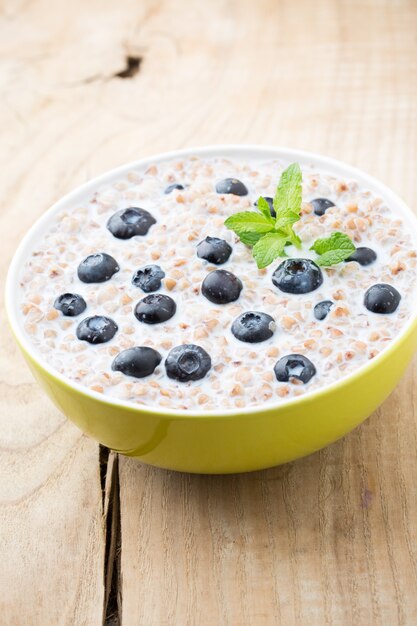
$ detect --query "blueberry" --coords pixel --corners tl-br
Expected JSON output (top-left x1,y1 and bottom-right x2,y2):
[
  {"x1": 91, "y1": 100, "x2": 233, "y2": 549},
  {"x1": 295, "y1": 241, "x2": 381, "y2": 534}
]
[
  {"x1": 272, "y1": 258, "x2": 323, "y2": 294},
  {"x1": 76, "y1": 316, "x2": 118, "y2": 344},
  {"x1": 201, "y1": 269, "x2": 243, "y2": 304},
  {"x1": 77, "y1": 253, "x2": 119, "y2": 283},
  {"x1": 314, "y1": 300, "x2": 333, "y2": 321},
  {"x1": 111, "y1": 346, "x2": 162, "y2": 379},
  {"x1": 164, "y1": 183, "x2": 185, "y2": 194},
  {"x1": 310, "y1": 198, "x2": 335, "y2": 216},
  {"x1": 134, "y1": 294, "x2": 176, "y2": 324},
  {"x1": 345, "y1": 247, "x2": 377, "y2": 266},
  {"x1": 231, "y1": 311, "x2": 276, "y2": 343},
  {"x1": 132, "y1": 265, "x2": 165, "y2": 292},
  {"x1": 274, "y1": 354, "x2": 316, "y2": 384},
  {"x1": 215, "y1": 178, "x2": 248, "y2": 196},
  {"x1": 197, "y1": 236, "x2": 232, "y2": 265},
  {"x1": 107, "y1": 207, "x2": 156, "y2": 239},
  {"x1": 364, "y1": 283, "x2": 401, "y2": 314},
  {"x1": 165, "y1": 344, "x2": 211, "y2": 382},
  {"x1": 54, "y1": 293, "x2": 87, "y2": 317},
  {"x1": 255, "y1": 196, "x2": 275, "y2": 218}
]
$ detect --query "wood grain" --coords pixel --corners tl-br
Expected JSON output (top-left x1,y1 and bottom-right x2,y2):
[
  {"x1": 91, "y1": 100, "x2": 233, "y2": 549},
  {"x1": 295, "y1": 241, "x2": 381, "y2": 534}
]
[
  {"x1": 0, "y1": 374, "x2": 105, "y2": 624},
  {"x1": 1, "y1": 0, "x2": 417, "y2": 624}
]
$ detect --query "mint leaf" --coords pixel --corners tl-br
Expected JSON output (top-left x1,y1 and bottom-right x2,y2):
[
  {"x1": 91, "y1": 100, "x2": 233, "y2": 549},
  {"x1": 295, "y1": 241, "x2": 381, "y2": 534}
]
[
  {"x1": 224, "y1": 211, "x2": 274, "y2": 247},
  {"x1": 255, "y1": 197, "x2": 275, "y2": 223},
  {"x1": 314, "y1": 249, "x2": 352, "y2": 266},
  {"x1": 237, "y1": 231, "x2": 265, "y2": 246},
  {"x1": 274, "y1": 212, "x2": 300, "y2": 231},
  {"x1": 273, "y1": 163, "x2": 302, "y2": 218},
  {"x1": 311, "y1": 231, "x2": 355, "y2": 255},
  {"x1": 310, "y1": 231, "x2": 355, "y2": 266},
  {"x1": 275, "y1": 212, "x2": 302, "y2": 249},
  {"x1": 282, "y1": 226, "x2": 302, "y2": 249},
  {"x1": 252, "y1": 233, "x2": 287, "y2": 269},
  {"x1": 271, "y1": 164, "x2": 303, "y2": 251},
  {"x1": 224, "y1": 211, "x2": 274, "y2": 234}
]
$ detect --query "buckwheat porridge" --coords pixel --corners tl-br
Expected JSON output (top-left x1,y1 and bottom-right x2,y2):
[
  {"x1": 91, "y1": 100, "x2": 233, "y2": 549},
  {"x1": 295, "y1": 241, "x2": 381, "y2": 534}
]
[{"x1": 18, "y1": 156, "x2": 417, "y2": 411}]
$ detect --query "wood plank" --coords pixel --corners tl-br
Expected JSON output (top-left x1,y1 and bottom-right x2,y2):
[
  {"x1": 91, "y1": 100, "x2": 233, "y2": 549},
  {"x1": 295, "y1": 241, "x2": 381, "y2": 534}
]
[
  {"x1": 0, "y1": 353, "x2": 105, "y2": 625},
  {"x1": 0, "y1": 1, "x2": 118, "y2": 622}
]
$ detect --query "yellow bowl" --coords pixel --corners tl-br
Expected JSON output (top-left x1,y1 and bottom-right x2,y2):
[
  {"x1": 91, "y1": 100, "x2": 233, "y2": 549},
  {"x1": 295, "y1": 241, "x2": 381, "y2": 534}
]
[{"x1": 6, "y1": 146, "x2": 417, "y2": 474}]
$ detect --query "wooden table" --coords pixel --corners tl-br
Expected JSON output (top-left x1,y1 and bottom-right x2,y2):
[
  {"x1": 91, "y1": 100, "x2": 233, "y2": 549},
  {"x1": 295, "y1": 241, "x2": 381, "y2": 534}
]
[{"x1": 1, "y1": 1, "x2": 417, "y2": 624}]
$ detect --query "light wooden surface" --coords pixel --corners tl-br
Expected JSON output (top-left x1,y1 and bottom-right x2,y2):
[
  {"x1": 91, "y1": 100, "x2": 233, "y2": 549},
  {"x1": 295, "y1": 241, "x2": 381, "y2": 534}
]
[{"x1": 1, "y1": 0, "x2": 417, "y2": 624}]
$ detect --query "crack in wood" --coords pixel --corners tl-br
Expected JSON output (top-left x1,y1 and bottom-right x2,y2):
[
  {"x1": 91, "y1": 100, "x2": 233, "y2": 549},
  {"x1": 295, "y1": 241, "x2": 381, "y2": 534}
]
[
  {"x1": 69, "y1": 55, "x2": 143, "y2": 86},
  {"x1": 114, "y1": 55, "x2": 142, "y2": 79},
  {"x1": 99, "y1": 445, "x2": 110, "y2": 509},
  {"x1": 100, "y1": 448, "x2": 122, "y2": 626}
]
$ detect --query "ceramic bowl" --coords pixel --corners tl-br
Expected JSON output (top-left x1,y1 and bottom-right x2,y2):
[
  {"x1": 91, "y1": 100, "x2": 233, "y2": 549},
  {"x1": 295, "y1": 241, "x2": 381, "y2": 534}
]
[{"x1": 6, "y1": 146, "x2": 417, "y2": 473}]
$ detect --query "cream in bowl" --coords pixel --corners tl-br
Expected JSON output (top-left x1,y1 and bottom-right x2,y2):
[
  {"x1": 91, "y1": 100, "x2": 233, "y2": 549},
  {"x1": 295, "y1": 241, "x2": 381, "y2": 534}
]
[{"x1": 15, "y1": 154, "x2": 417, "y2": 410}]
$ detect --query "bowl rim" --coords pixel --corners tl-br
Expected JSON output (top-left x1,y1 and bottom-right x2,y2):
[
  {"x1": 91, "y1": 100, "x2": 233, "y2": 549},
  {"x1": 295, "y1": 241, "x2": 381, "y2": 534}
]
[{"x1": 6, "y1": 143, "x2": 417, "y2": 419}]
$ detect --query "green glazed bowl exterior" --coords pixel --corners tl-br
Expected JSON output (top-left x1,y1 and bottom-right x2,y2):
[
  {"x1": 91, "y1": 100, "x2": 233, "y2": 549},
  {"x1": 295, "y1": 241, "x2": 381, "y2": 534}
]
[{"x1": 6, "y1": 146, "x2": 417, "y2": 473}]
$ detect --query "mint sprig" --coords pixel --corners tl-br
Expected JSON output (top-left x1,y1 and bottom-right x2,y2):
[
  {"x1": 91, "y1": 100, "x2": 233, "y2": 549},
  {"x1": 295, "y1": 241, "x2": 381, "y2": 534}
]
[
  {"x1": 224, "y1": 163, "x2": 303, "y2": 268},
  {"x1": 310, "y1": 232, "x2": 356, "y2": 266},
  {"x1": 224, "y1": 162, "x2": 356, "y2": 269}
]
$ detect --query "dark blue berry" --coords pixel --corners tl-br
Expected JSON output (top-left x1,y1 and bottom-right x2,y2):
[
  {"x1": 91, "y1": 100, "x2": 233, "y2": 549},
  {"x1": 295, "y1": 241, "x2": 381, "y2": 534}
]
[
  {"x1": 202, "y1": 269, "x2": 243, "y2": 304},
  {"x1": 165, "y1": 344, "x2": 211, "y2": 382},
  {"x1": 132, "y1": 265, "x2": 165, "y2": 292},
  {"x1": 364, "y1": 283, "x2": 401, "y2": 314},
  {"x1": 164, "y1": 183, "x2": 185, "y2": 194},
  {"x1": 111, "y1": 346, "x2": 162, "y2": 378},
  {"x1": 107, "y1": 207, "x2": 156, "y2": 239},
  {"x1": 197, "y1": 236, "x2": 232, "y2": 265},
  {"x1": 215, "y1": 178, "x2": 248, "y2": 196},
  {"x1": 272, "y1": 258, "x2": 323, "y2": 294},
  {"x1": 134, "y1": 294, "x2": 176, "y2": 324},
  {"x1": 54, "y1": 293, "x2": 86, "y2": 317},
  {"x1": 345, "y1": 247, "x2": 377, "y2": 266},
  {"x1": 255, "y1": 196, "x2": 275, "y2": 218},
  {"x1": 76, "y1": 316, "x2": 118, "y2": 344},
  {"x1": 231, "y1": 311, "x2": 276, "y2": 343},
  {"x1": 77, "y1": 253, "x2": 119, "y2": 283},
  {"x1": 310, "y1": 198, "x2": 335, "y2": 216},
  {"x1": 314, "y1": 300, "x2": 333, "y2": 321},
  {"x1": 274, "y1": 354, "x2": 316, "y2": 384}
]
